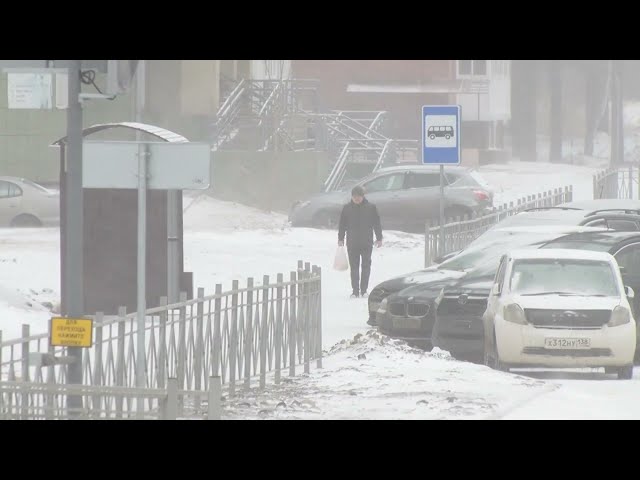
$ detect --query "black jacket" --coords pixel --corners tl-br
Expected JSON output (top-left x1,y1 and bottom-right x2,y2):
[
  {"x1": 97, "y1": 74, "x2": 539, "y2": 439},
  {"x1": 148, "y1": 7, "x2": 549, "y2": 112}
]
[{"x1": 338, "y1": 198, "x2": 383, "y2": 247}]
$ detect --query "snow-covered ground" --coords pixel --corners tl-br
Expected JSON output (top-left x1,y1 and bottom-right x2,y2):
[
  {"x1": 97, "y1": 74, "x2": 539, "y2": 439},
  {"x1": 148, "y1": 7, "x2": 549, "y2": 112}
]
[
  {"x1": 221, "y1": 331, "x2": 640, "y2": 420},
  {"x1": 476, "y1": 159, "x2": 604, "y2": 206},
  {"x1": 222, "y1": 333, "x2": 555, "y2": 420},
  {"x1": 3, "y1": 158, "x2": 640, "y2": 419},
  {"x1": 0, "y1": 228, "x2": 59, "y2": 340}
]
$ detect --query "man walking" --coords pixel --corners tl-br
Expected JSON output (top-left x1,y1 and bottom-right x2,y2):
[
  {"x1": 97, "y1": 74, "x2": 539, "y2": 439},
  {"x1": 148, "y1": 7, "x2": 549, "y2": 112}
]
[{"x1": 338, "y1": 185, "x2": 383, "y2": 298}]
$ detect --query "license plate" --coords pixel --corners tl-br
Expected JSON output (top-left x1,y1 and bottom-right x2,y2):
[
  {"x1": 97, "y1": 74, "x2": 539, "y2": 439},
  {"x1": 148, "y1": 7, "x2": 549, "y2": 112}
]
[
  {"x1": 544, "y1": 337, "x2": 591, "y2": 349},
  {"x1": 392, "y1": 317, "x2": 421, "y2": 329}
]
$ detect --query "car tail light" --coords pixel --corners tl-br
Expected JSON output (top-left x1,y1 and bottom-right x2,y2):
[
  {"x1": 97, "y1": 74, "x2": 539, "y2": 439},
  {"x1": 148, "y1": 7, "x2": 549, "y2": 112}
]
[{"x1": 473, "y1": 190, "x2": 490, "y2": 201}]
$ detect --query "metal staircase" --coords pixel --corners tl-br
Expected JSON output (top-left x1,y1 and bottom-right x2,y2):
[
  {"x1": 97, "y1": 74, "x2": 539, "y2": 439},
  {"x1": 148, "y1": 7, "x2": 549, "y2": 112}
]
[{"x1": 211, "y1": 78, "x2": 411, "y2": 191}]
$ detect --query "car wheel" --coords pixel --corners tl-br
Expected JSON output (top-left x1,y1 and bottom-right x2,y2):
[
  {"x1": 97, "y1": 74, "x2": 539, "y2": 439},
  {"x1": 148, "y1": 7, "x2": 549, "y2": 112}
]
[
  {"x1": 483, "y1": 333, "x2": 495, "y2": 368},
  {"x1": 617, "y1": 365, "x2": 634, "y2": 380},
  {"x1": 10, "y1": 214, "x2": 42, "y2": 228},
  {"x1": 495, "y1": 355, "x2": 510, "y2": 373},
  {"x1": 312, "y1": 210, "x2": 338, "y2": 229},
  {"x1": 493, "y1": 332, "x2": 509, "y2": 372},
  {"x1": 445, "y1": 134, "x2": 451, "y2": 139},
  {"x1": 483, "y1": 349, "x2": 493, "y2": 367},
  {"x1": 429, "y1": 134, "x2": 435, "y2": 140}
]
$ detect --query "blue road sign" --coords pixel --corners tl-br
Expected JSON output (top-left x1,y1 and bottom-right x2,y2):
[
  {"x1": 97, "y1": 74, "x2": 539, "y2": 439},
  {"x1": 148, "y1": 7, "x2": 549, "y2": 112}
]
[{"x1": 422, "y1": 105, "x2": 461, "y2": 165}]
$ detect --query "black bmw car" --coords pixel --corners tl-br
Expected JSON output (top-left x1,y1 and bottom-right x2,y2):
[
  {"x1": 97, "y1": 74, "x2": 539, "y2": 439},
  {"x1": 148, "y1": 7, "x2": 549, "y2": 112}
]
[
  {"x1": 375, "y1": 275, "x2": 459, "y2": 349},
  {"x1": 431, "y1": 264, "x2": 496, "y2": 362}
]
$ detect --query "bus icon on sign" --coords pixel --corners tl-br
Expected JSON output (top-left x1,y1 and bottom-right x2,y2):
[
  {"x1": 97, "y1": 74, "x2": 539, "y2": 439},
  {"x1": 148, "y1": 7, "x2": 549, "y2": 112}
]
[{"x1": 428, "y1": 126, "x2": 454, "y2": 140}]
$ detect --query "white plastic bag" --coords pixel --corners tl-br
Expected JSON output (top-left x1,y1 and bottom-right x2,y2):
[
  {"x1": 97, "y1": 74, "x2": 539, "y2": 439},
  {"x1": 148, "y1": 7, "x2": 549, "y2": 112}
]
[{"x1": 333, "y1": 246, "x2": 349, "y2": 271}]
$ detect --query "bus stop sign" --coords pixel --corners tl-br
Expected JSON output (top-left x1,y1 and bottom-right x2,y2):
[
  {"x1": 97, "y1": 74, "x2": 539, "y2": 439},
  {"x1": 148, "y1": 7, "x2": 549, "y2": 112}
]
[{"x1": 422, "y1": 105, "x2": 461, "y2": 165}]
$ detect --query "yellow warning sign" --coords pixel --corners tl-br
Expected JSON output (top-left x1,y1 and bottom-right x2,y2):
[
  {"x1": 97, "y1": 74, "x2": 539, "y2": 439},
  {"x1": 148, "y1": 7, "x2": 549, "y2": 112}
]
[{"x1": 50, "y1": 317, "x2": 93, "y2": 348}]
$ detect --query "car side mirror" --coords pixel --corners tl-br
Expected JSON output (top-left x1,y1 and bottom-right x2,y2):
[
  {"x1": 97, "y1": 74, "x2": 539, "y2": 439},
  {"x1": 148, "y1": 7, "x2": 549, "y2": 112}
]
[
  {"x1": 492, "y1": 284, "x2": 501, "y2": 296},
  {"x1": 625, "y1": 286, "x2": 635, "y2": 299}
]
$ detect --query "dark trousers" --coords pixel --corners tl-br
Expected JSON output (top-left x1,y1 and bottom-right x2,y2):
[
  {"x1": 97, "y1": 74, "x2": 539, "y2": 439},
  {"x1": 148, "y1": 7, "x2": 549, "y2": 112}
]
[{"x1": 347, "y1": 244, "x2": 373, "y2": 294}]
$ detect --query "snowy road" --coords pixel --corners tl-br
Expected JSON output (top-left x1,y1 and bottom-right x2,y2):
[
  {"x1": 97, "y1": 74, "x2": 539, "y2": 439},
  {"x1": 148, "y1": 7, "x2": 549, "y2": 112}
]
[
  {"x1": 3, "y1": 159, "x2": 640, "y2": 419},
  {"x1": 497, "y1": 369, "x2": 640, "y2": 420}
]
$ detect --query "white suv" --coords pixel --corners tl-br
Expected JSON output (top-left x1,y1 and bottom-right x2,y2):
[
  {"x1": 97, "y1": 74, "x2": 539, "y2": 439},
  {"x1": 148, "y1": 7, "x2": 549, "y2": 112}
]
[{"x1": 483, "y1": 249, "x2": 636, "y2": 379}]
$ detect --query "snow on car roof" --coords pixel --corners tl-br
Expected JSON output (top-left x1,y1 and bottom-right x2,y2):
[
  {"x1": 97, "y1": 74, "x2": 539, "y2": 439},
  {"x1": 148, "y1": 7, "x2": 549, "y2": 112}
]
[
  {"x1": 492, "y1": 225, "x2": 609, "y2": 234},
  {"x1": 559, "y1": 199, "x2": 640, "y2": 212},
  {"x1": 507, "y1": 248, "x2": 616, "y2": 262}
]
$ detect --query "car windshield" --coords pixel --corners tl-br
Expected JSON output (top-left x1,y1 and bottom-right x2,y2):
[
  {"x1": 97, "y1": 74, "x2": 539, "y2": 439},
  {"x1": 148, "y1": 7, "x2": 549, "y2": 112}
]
[
  {"x1": 461, "y1": 258, "x2": 502, "y2": 281},
  {"x1": 509, "y1": 259, "x2": 619, "y2": 297},
  {"x1": 439, "y1": 232, "x2": 574, "y2": 272}
]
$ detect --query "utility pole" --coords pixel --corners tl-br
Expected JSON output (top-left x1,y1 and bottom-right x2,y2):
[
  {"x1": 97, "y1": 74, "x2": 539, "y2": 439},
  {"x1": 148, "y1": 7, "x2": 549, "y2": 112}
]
[
  {"x1": 64, "y1": 60, "x2": 84, "y2": 411},
  {"x1": 134, "y1": 61, "x2": 149, "y2": 416}
]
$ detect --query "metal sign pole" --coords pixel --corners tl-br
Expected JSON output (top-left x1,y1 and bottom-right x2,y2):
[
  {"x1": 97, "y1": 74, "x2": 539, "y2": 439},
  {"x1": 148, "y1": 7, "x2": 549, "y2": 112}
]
[
  {"x1": 439, "y1": 165, "x2": 445, "y2": 255},
  {"x1": 65, "y1": 60, "x2": 84, "y2": 414},
  {"x1": 422, "y1": 104, "x2": 461, "y2": 260},
  {"x1": 167, "y1": 190, "x2": 179, "y2": 304},
  {"x1": 136, "y1": 143, "x2": 149, "y2": 416}
]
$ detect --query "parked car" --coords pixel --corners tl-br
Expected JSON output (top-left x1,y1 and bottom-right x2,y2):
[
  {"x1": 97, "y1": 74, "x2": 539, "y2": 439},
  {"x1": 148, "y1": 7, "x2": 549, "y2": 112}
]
[
  {"x1": 372, "y1": 226, "x2": 610, "y2": 345},
  {"x1": 433, "y1": 230, "x2": 640, "y2": 364},
  {"x1": 376, "y1": 258, "x2": 495, "y2": 350},
  {"x1": 539, "y1": 231, "x2": 640, "y2": 321},
  {"x1": 432, "y1": 263, "x2": 501, "y2": 362},
  {"x1": 368, "y1": 225, "x2": 610, "y2": 325},
  {"x1": 559, "y1": 198, "x2": 640, "y2": 212},
  {"x1": 486, "y1": 206, "x2": 640, "y2": 231},
  {"x1": 0, "y1": 176, "x2": 59, "y2": 227},
  {"x1": 288, "y1": 165, "x2": 493, "y2": 232},
  {"x1": 482, "y1": 249, "x2": 635, "y2": 379},
  {"x1": 431, "y1": 204, "x2": 640, "y2": 264}
]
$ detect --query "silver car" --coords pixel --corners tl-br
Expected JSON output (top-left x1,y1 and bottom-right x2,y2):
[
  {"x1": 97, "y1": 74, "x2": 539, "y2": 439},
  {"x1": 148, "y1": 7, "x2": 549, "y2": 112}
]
[
  {"x1": 289, "y1": 165, "x2": 493, "y2": 232},
  {"x1": 0, "y1": 176, "x2": 59, "y2": 227}
]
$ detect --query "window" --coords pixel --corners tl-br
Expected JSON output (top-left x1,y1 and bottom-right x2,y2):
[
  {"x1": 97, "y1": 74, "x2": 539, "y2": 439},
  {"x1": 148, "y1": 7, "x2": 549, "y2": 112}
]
[
  {"x1": 458, "y1": 60, "x2": 472, "y2": 75},
  {"x1": 457, "y1": 60, "x2": 489, "y2": 78},
  {"x1": 20, "y1": 179, "x2": 50, "y2": 194},
  {"x1": 607, "y1": 220, "x2": 640, "y2": 231},
  {"x1": 584, "y1": 219, "x2": 608, "y2": 228},
  {"x1": 474, "y1": 60, "x2": 487, "y2": 75},
  {"x1": 0, "y1": 181, "x2": 22, "y2": 199},
  {"x1": 444, "y1": 172, "x2": 461, "y2": 185},
  {"x1": 362, "y1": 173, "x2": 405, "y2": 194},
  {"x1": 408, "y1": 173, "x2": 440, "y2": 189},
  {"x1": 615, "y1": 243, "x2": 640, "y2": 274}
]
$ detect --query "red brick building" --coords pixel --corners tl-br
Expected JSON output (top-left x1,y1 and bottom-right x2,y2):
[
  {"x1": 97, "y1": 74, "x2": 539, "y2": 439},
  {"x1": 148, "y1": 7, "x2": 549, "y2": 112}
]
[{"x1": 292, "y1": 60, "x2": 511, "y2": 163}]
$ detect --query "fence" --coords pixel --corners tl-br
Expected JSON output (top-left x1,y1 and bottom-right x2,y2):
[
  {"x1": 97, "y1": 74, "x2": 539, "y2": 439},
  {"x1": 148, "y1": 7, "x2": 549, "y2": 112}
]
[
  {"x1": 0, "y1": 378, "x2": 221, "y2": 420},
  {"x1": 0, "y1": 261, "x2": 322, "y2": 419},
  {"x1": 424, "y1": 186, "x2": 573, "y2": 266},
  {"x1": 593, "y1": 165, "x2": 640, "y2": 200}
]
